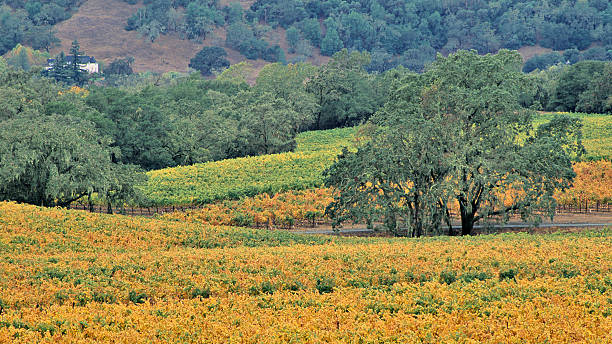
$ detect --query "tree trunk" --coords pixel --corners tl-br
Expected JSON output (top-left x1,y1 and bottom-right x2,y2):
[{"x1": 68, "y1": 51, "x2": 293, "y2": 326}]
[
  {"x1": 459, "y1": 201, "x2": 475, "y2": 235},
  {"x1": 413, "y1": 197, "x2": 422, "y2": 237}
]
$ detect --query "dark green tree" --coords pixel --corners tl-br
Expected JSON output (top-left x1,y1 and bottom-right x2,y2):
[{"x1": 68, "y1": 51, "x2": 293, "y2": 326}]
[
  {"x1": 101, "y1": 163, "x2": 149, "y2": 214},
  {"x1": 44, "y1": 51, "x2": 72, "y2": 84},
  {"x1": 306, "y1": 49, "x2": 376, "y2": 129},
  {"x1": 325, "y1": 50, "x2": 584, "y2": 236},
  {"x1": 23, "y1": 25, "x2": 60, "y2": 52},
  {"x1": 298, "y1": 18, "x2": 321, "y2": 47},
  {"x1": 563, "y1": 49, "x2": 580, "y2": 64},
  {"x1": 325, "y1": 121, "x2": 452, "y2": 237},
  {"x1": 189, "y1": 46, "x2": 230, "y2": 76},
  {"x1": 576, "y1": 62, "x2": 612, "y2": 114},
  {"x1": 105, "y1": 57, "x2": 134, "y2": 76},
  {"x1": 85, "y1": 87, "x2": 174, "y2": 170},
  {"x1": 233, "y1": 91, "x2": 301, "y2": 156},
  {"x1": 417, "y1": 50, "x2": 583, "y2": 235},
  {"x1": 69, "y1": 40, "x2": 88, "y2": 86},
  {"x1": 254, "y1": 62, "x2": 317, "y2": 132},
  {"x1": 286, "y1": 26, "x2": 300, "y2": 53},
  {"x1": 320, "y1": 27, "x2": 342, "y2": 56},
  {"x1": 552, "y1": 61, "x2": 608, "y2": 111}
]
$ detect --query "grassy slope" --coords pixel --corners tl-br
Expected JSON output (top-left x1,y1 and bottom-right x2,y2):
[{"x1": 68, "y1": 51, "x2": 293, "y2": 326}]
[
  {"x1": 50, "y1": 0, "x2": 270, "y2": 75},
  {"x1": 50, "y1": 0, "x2": 550, "y2": 75},
  {"x1": 144, "y1": 126, "x2": 358, "y2": 205},
  {"x1": 0, "y1": 201, "x2": 609, "y2": 342},
  {"x1": 143, "y1": 113, "x2": 610, "y2": 206}
]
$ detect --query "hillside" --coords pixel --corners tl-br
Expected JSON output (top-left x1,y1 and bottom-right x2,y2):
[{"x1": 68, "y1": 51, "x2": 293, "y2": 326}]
[
  {"x1": 50, "y1": 0, "x2": 269, "y2": 73},
  {"x1": 49, "y1": 0, "x2": 328, "y2": 74},
  {"x1": 51, "y1": 0, "x2": 209, "y2": 73},
  {"x1": 43, "y1": 0, "x2": 610, "y2": 74}
]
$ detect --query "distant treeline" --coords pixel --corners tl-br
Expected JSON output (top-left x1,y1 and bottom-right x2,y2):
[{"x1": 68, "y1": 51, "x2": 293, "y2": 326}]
[
  {"x1": 2, "y1": 0, "x2": 611, "y2": 73},
  {"x1": 119, "y1": 0, "x2": 612, "y2": 71},
  {"x1": 523, "y1": 47, "x2": 611, "y2": 73},
  {"x1": 5, "y1": 48, "x2": 611, "y2": 173}
]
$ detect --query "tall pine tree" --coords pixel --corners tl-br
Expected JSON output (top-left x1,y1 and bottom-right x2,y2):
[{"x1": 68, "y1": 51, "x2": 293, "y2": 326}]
[{"x1": 69, "y1": 40, "x2": 88, "y2": 86}]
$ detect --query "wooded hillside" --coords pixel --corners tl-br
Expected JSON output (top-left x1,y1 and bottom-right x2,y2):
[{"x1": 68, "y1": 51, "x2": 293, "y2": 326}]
[{"x1": 1, "y1": 0, "x2": 610, "y2": 73}]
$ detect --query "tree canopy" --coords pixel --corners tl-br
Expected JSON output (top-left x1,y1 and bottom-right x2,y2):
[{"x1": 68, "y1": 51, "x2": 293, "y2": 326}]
[
  {"x1": 325, "y1": 50, "x2": 584, "y2": 237},
  {"x1": 189, "y1": 46, "x2": 230, "y2": 76},
  {"x1": 0, "y1": 69, "x2": 145, "y2": 209},
  {"x1": 0, "y1": 114, "x2": 115, "y2": 207}
]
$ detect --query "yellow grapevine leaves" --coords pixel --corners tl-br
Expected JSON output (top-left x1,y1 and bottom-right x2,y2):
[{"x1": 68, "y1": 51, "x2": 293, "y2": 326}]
[
  {"x1": 556, "y1": 160, "x2": 612, "y2": 205},
  {"x1": 160, "y1": 188, "x2": 334, "y2": 228},
  {"x1": 142, "y1": 127, "x2": 358, "y2": 206},
  {"x1": 0, "y1": 202, "x2": 610, "y2": 343},
  {"x1": 160, "y1": 159, "x2": 610, "y2": 229}
]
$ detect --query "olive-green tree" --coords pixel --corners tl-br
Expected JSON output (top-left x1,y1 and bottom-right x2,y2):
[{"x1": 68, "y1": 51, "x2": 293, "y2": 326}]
[
  {"x1": 0, "y1": 115, "x2": 115, "y2": 207},
  {"x1": 254, "y1": 62, "x2": 318, "y2": 132},
  {"x1": 306, "y1": 49, "x2": 378, "y2": 129},
  {"x1": 325, "y1": 50, "x2": 584, "y2": 236}
]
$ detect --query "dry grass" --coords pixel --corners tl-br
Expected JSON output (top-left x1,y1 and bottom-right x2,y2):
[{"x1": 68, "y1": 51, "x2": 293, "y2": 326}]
[
  {"x1": 218, "y1": 0, "x2": 255, "y2": 9},
  {"x1": 517, "y1": 45, "x2": 554, "y2": 61},
  {"x1": 54, "y1": 0, "x2": 547, "y2": 76},
  {"x1": 51, "y1": 0, "x2": 205, "y2": 73},
  {"x1": 50, "y1": 0, "x2": 327, "y2": 77}
]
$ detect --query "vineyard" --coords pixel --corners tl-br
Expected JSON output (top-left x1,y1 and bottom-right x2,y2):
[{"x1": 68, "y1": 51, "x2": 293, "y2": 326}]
[
  {"x1": 533, "y1": 112, "x2": 612, "y2": 161},
  {"x1": 0, "y1": 202, "x2": 609, "y2": 342},
  {"x1": 141, "y1": 113, "x2": 610, "y2": 207},
  {"x1": 156, "y1": 160, "x2": 611, "y2": 229},
  {"x1": 143, "y1": 127, "x2": 359, "y2": 206}
]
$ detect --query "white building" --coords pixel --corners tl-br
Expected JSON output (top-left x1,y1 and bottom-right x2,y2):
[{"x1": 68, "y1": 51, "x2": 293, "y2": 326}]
[{"x1": 46, "y1": 56, "x2": 99, "y2": 74}]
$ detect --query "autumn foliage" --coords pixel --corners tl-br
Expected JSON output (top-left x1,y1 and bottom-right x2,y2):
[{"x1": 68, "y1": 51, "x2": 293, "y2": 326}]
[
  {"x1": 0, "y1": 202, "x2": 609, "y2": 343},
  {"x1": 556, "y1": 160, "x2": 612, "y2": 205},
  {"x1": 161, "y1": 159, "x2": 611, "y2": 229},
  {"x1": 161, "y1": 188, "x2": 334, "y2": 228}
]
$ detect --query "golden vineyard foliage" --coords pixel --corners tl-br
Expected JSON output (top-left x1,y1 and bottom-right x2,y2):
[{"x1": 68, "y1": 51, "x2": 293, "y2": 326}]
[
  {"x1": 0, "y1": 202, "x2": 610, "y2": 343},
  {"x1": 57, "y1": 86, "x2": 89, "y2": 97},
  {"x1": 161, "y1": 188, "x2": 334, "y2": 228},
  {"x1": 162, "y1": 159, "x2": 609, "y2": 229},
  {"x1": 142, "y1": 113, "x2": 610, "y2": 207},
  {"x1": 143, "y1": 127, "x2": 359, "y2": 206},
  {"x1": 556, "y1": 160, "x2": 612, "y2": 205}
]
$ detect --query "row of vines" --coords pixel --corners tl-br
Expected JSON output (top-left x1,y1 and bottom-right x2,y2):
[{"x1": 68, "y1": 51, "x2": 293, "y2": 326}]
[
  {"x1": 0, "y1": 202, "x2": 609, "y2": 342},
  {"x1": 160, "y1": 160, "x2": 612, "y2": 229}
]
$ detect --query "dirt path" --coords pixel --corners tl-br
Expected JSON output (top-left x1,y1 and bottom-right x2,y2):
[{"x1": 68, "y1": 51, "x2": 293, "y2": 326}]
[{"x1": 293, "y1": 212, "x2": 612, "y2": 236}]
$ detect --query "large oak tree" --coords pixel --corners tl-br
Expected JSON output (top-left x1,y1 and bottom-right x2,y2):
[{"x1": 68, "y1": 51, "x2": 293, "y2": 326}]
[{"x1": 325, "y1": 50, "x2": 584, "y2": 236}]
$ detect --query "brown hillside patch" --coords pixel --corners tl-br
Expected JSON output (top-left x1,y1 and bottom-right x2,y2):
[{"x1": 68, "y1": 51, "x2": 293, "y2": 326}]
[
  {"x1": 218, "y1": 0, "x2": 255, "y2": 10},
  {"x1": 517, "y1": 45, "x2": 554, "y2": 61},
  {"x1": 50, "y1": 0, "x2": 324, "y2": 78},
  {"x1": 51, "y1": 0, "x2": 207, "y2": 73}
]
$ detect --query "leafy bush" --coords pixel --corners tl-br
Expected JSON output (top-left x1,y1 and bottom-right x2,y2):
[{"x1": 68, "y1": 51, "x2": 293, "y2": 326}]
[{"x1": 316, "y1": 277, "x2": 335, "y2": 294}]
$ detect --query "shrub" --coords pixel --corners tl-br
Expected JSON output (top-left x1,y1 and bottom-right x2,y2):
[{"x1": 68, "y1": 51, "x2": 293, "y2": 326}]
[
  {"x1": 316, "y1": 277, "x2": 335, "y2": 294},
  {"x1": 191, "y1": 287, "x2": 211, "y2": 299},
  {"x1": 128, "y1": 290, "x2": 148, "y2": 304},
  {"x1": 499, "y1": 268, "x2": 518, "y2": 281},
  {"x1": 439, "y1": 270, "x2": 457, "y2": 285}
]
